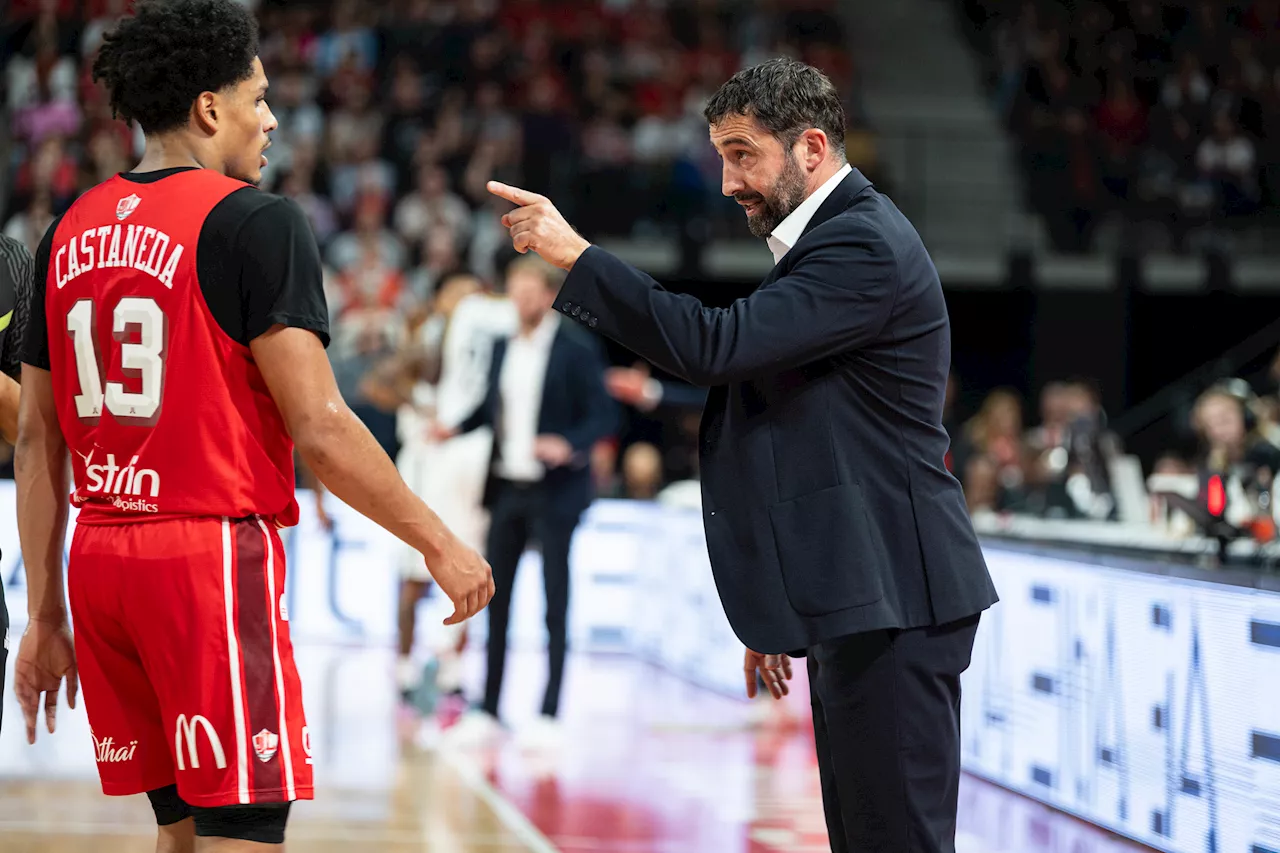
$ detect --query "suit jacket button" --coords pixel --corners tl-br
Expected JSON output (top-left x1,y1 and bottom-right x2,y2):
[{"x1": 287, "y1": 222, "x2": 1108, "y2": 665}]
[
  {"x1": 572, "y1": 305, "x2": 582, "y2": 317},
  {"x1": 588, "y1": 317, "x2": 598, "y2": 328},
  {"x1": 563, "y1": 301, "x2": 575, "y2": 312}
]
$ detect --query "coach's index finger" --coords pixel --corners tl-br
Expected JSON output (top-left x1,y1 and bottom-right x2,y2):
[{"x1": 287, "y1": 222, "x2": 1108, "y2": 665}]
[{"x1": 487, "y1": 181, "x2": 545, "y2": 207}]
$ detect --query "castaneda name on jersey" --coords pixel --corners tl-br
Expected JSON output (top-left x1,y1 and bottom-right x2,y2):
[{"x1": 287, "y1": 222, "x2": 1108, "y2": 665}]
[{"x1": 55, "y1": 223, "x2": 184, "y2": 290}]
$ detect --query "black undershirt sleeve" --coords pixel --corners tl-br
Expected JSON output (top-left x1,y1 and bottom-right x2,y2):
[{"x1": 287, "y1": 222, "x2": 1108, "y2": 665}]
[
  {"x1": 19, "y1": 214, "x2": 63, "y2": 372},
  {"x1": 0, "y1": 235, "x2": 34, "y2": 380},
  {"x1": 198, "y1": 188, "x2": 330, "y2": 348}
]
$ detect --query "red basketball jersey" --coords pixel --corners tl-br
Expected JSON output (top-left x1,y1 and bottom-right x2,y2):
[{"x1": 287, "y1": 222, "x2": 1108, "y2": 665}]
[{"x1": 43, "y1": 170, "x2": 300, "y2": 527}]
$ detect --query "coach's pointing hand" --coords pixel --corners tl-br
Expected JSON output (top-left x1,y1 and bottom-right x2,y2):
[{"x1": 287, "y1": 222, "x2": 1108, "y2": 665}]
[{"x1": 488, "y1": 181, "x2": 591, "y2": 270}]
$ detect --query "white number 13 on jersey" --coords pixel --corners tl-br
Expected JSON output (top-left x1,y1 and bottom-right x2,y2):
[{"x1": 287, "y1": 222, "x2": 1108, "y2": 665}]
[{"x1": 67, "y1": 296, "x2": 167, "y2": 424}]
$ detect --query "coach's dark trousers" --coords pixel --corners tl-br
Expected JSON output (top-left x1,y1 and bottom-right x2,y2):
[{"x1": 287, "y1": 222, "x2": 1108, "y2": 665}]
[
  {"x1": 481, "y1": 480, "x2": 576, "y2": 720},
  {"x1": 808, "y1": 613, "x2": 981, "y2": 853}
]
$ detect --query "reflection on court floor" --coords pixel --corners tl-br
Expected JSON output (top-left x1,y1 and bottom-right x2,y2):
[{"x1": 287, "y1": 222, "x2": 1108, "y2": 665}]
[{"x1": 1, "y1": 640, "x2": 1147, "y2": 853}]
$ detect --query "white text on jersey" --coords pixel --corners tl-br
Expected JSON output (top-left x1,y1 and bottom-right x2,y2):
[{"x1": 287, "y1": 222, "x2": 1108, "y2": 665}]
[
  {"x1": 56, "y1": 224, "x2": 185, "y2": 290},
  {"x1": 80, "y1": 450, "x2": 161, "y2": 513}
]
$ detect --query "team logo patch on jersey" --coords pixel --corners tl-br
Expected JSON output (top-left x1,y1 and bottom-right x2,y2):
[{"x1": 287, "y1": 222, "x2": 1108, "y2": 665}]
[
  {"x1": 116, "y1": 194, "x2": 141, "y2": 220},
  {"x1": 253, "y1": 729, "x2": 280, "y2": 763}
]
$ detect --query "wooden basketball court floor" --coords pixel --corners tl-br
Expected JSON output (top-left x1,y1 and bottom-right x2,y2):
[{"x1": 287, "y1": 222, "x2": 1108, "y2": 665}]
[{"x1": 1, "y1": 642, "x2": 1148, "y2": 853}]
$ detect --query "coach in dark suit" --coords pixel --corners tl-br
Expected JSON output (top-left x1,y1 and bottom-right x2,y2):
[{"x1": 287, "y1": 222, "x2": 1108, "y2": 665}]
[
  {"x1": 487, "y1": 58, "x2": 999, "y2": 852},
  {"x1": 445, "y1": 257, "x2": 616, "y2": 726}
]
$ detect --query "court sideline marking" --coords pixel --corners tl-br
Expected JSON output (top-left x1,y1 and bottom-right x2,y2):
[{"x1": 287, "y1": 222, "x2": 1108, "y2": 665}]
[{"x1": 440, "y1": 747, "x2": 562, "y2": 853}]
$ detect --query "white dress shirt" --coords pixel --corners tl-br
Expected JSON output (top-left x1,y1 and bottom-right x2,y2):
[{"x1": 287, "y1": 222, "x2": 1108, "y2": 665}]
[
  {"x1": 496, "y1": 312, "x2": 560, "y2": 482},
  {"x1": 766, "y1": 163, "x2": 853, "y2": 264},
  {"x1": 437, "y1": 293, "x2": 518, "y2": 427}
]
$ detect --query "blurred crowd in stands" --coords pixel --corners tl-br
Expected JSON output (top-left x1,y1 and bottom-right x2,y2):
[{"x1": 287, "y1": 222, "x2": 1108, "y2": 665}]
[
  {"x1": 953, "y1": 358, "x2": 1280, "y2": 542},
  {"x1": 959, "y1": 0, "x2": 1280, "y2": 253},
  {"x1": 10, "y1": 0, "x2": 1280, "y2": 540},
  {"x1": 1, "y1": 0, "x2": 860, "y2": 497}
]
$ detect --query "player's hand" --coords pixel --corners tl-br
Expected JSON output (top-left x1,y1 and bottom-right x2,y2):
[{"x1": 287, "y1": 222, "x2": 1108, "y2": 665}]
[
  {"x1": 744, "y1": 648, "x2": 792, "y2": 700},
  {"x1": 534, "y1": 434, "x2": 574, "y2": 467},
  {"x1": 605, "y1": 365, "x2": 659, "y2": 412},
  {"x1": 427, "y1": 535, "x2": 495, "y2": 626},
  {"x1": 427, "y1": 420, "x2": 456, "y2": 443},
  {"x1": 14, "y1": 617, "x2": 79, "y2": 744},
  {"x1": 487, "y1": 181, "x2": 591, "y2": 270}
]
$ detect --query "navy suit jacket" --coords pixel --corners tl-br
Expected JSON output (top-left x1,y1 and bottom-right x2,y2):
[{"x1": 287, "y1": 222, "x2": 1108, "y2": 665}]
[
  {"x1": 555, "y1": 169, "x2": 998, "y2": 654},
  {"x1": 458, "y1": 319, "x2": 617, "y2": 521}
]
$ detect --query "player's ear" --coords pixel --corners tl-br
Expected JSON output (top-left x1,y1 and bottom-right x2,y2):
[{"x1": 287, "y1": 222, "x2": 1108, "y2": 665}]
[{"x1": 192, "y1": 91, "x2": 219, "y2": 135}]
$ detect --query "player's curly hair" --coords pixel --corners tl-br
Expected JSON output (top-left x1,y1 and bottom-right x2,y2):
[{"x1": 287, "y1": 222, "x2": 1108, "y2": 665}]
[{"x1": 92, "y1": 0, "x2": 260, "y2": 135}]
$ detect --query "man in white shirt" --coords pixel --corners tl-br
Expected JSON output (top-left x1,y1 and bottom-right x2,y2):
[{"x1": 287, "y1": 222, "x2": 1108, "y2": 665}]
[{"x1": 439, "y1": 257, "x2": 616, "y2": 737}]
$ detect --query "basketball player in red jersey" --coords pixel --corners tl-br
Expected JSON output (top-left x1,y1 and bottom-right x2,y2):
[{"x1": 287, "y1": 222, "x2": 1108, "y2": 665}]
[{"x1": 11, "y1": 1, "x2": 493, "y2": 849}]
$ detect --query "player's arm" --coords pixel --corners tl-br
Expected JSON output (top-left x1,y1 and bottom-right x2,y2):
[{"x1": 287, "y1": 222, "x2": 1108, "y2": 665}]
[
  {"x1": 233, "y1": 195, "x2": 493, "y2": 622},
  {"x1": 12, "y1": 219, "x2": 78, "y2": 743},
  {"x1": 15, "y1": 364, "x2": 70, "y2": 622},
  {"x1": 0, "y1": 373, "x2": 18, "y2": 444},
  {"x1": 13, "y1": 224, "x2": 67, "y2": 622},
  {"x1": 253, "y1": 330, "x2": 491, "y2": 621}
]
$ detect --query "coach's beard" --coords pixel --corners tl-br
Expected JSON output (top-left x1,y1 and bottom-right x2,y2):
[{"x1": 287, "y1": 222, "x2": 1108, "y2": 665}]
[{"x1": 739, "y1": 153, "x2": 809, "y2": 239}]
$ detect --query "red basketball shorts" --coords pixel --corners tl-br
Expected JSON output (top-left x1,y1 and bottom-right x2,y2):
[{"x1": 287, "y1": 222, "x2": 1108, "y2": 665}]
[{"x1": 68, "y1": 516, "x2": 313, "y2": 807}]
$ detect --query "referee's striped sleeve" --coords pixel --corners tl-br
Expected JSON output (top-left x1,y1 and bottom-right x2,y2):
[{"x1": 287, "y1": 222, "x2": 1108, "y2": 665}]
[{"x1": 0, "y1": 234, "x2": 34, "y2": 381}]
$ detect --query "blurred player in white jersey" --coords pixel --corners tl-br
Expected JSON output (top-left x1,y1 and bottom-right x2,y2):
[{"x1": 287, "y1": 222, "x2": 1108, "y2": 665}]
[{"x1": 366, "y1": 271, "x2": 516, "y2": 718}]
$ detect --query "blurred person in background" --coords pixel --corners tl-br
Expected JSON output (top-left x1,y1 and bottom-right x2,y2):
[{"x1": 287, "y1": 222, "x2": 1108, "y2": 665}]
[
  {"x1": 1023, "y1": 379, "x2": 1120, "y2": 519},
  {"x1": 619, "y1": 442, "x2": 663, "y2": 501},
  {"x1": 1191, "y1": 382, "x2": 1280, "y2": 528},
  {"x1": 390, "y1": 268, "x2": 516, "y2": 733},
  {"x1": 360, "y1": 271, "x2": 503, "y2": 730},
  {"x1": 1196, "y1": 111, "x2": 1261, "y2": 218},
  {"x1": 435, "y1": 257, "x2": 615, "y2": 747},
  {"x1": 395, "y1": 164, "x2": 474, "y2": 251},
  {"x1": 960, "y1": 388, "x2": 1028, "y2": 513},
  {"x1": 326, "y1": 191, "x2": 407, "y2": 277},
  {"x1": 605, "y1": 361, "x2": 709, "y2": 414},
  {"x1": 0, "y1": 233, "x2": 35, "y2": 739},
  {"x1": 3, "y1": 191, "x2": 56, "y2": 256}
]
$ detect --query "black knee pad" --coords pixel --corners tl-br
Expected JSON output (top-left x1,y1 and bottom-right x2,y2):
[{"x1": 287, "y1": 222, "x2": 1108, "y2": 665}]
[
  {"x1": 192, "y1": 802, "x2": 292, "y2": 845},
  {"x1": 146, "y1": 785, "x2": 193, "y2": 826}
]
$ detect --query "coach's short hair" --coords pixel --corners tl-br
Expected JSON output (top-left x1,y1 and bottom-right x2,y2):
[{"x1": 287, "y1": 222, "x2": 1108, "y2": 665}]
[
  {"x1": 704, "y1": 57, "x2": 847, "y2": 160},
  {"x1": 92, "y1": 0, "x2": 260, "y2": 135},
  {"x1": 505, "y1": 256, "x2": 566, "y2": 292}
]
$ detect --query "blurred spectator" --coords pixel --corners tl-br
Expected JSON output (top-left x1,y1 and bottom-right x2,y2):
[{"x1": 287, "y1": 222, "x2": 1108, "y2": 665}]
[
  {"x1": 1192, "y1": 383, "x2": 1280, "y2": 475},
  {"x1": 1, "y1": 0, "x2": 871, "y2": 498},
  {"x1": 1189, "y1": 382, "x2": 1280, "y2": 528},
  {"x1": 621, "y1": 442, "x2": 664, "y2": 500},
  {"x1": 405, "y1": 227, "x2": 465, "y2": 306},
  {"x1": 960, "y1": 389, "x2": 1028, "y2": 512},
  {"x1": 3, "y1": 190, "x2": 54, "y2": 255},
  {"x1": 1196, "y1": 112, "x2": 1260, "y2": 217},
  {"x1": 395, "y1": 164, "x2": 473, "y2": 249},
  {"x1": 312, "y1": 0, "x2": 377, "y2": 79},
  {"x1": 327, "y1": 192, "x2": 407, "y2": 276},
  {"x1": 960, "y1": 0, "x2": 1277, "y2": 251}
]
